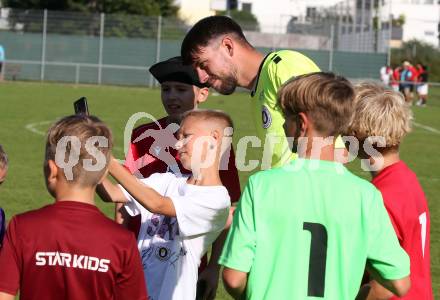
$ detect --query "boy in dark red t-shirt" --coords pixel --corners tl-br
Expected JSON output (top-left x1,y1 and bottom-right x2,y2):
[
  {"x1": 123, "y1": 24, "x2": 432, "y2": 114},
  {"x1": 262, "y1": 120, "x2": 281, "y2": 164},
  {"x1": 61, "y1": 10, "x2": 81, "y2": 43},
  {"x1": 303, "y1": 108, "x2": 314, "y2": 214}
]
[
  {"x1": 0, "y1": 115, "x2": 147, "y2": 300},
  {"x1": 348, "y1": 83, "x2": 433, "y2": 300}
]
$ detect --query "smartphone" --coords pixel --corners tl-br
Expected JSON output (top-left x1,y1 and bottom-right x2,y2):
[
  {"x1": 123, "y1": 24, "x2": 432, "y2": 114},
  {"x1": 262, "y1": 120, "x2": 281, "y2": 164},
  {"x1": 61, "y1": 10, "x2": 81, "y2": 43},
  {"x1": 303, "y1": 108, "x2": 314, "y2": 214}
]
[{"x1": 74, "y1": 97, "x2": 89, "y2": 115}]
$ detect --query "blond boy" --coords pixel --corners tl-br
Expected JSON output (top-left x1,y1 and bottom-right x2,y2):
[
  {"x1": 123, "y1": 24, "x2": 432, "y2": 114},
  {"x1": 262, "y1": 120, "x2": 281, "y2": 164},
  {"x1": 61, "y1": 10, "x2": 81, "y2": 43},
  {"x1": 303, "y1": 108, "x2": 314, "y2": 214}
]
[
  {"x1": 98, "y1": 110, "x2": 232, "y2": 300},
  {"x1": 348, "y1": 83, "x2": 432, "y2": 300}
]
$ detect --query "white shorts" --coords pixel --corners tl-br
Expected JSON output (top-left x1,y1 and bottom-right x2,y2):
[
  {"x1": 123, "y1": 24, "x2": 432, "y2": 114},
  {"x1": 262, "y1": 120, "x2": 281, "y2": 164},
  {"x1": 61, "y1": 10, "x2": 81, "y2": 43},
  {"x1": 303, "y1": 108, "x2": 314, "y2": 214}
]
[{"x1": 417, "y1": 84, "x2": 428, "y2": 96}]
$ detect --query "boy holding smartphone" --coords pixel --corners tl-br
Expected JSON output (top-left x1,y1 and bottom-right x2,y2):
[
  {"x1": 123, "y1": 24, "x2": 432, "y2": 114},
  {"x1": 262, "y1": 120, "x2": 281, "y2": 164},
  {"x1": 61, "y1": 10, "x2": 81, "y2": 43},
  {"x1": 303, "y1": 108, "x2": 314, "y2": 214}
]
[
  {"x1": 97, "y1": 110, "x2": 232, "y2": 300},
  {"x1": 114, "y1": 56, "x2": 241, "y2": 299}
]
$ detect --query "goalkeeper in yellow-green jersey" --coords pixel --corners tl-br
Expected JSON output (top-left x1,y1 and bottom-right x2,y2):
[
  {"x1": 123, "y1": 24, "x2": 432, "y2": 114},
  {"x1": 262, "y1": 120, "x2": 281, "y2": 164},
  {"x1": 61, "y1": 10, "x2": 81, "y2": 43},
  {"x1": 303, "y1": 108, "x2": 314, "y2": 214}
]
[{"x1": 181, "y1": 16, "x2": 321, "y2": 168}]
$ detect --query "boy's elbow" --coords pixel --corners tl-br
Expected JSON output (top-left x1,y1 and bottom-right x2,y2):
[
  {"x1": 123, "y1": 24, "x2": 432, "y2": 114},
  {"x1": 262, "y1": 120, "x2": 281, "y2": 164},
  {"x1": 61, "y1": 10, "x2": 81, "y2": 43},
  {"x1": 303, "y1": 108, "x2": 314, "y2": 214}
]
[
  {"x1": 392, "y1": 276, "x2": 411, "y2": 297},
  {"x1": 222, "y1": 268, "x2": 247, "y2": 294}
]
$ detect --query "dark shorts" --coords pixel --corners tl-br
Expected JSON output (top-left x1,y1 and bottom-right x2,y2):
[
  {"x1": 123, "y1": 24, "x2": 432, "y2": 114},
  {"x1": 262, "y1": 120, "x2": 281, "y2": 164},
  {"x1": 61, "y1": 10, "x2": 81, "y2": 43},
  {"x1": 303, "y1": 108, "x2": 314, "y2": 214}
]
[{"x1": 399, "y1": 83, "x2": 413, "y2": 93}]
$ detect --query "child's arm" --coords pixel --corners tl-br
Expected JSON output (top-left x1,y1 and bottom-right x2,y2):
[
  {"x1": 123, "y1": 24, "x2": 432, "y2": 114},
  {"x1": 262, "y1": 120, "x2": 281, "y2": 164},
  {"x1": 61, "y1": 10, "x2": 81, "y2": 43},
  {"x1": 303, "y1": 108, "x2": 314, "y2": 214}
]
[
  {"x1": 108, "y1": 157, "x2": 176, "y2": 217},
  {"x1": 365, "y1": 263, "x2": 410, "y2": 298},
  {"x1": 96, "y1": 177, "x2": 127, "y2": 203},
  {"x1": 355, "y1": 281, "x2": 395, "y2": 300},
  {"x1": 198, "y1": 205, "x2": 236, "y2": 299},
  {"x1": 222, "y1": 268, "x2": 248, "y2": 300},
  {"x1": 0, "y1": 292, "x2": 14, "y2": 300}
]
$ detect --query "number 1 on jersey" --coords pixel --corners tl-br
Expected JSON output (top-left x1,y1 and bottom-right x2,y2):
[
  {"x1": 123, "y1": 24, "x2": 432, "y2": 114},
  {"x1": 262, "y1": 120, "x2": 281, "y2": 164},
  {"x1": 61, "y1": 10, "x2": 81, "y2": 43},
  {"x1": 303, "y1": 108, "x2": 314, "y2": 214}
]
[{"x1": 303, "y1": 222, "x2": 328, "y2": 298}]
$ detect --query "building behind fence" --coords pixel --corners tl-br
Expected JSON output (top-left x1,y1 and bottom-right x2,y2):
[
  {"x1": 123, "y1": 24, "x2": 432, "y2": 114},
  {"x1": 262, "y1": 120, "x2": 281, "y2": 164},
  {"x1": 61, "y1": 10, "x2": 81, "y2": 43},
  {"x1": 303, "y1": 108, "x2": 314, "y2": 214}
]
[{"x1": 0, "y1": 8, "x2": 391, "y2": 86}]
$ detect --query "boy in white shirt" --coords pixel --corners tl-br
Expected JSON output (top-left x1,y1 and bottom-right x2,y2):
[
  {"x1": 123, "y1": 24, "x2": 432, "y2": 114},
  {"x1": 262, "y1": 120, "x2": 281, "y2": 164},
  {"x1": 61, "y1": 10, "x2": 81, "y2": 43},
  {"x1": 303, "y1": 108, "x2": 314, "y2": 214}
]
[{"x1": 97, "y1": 109, "x2": 232, "y2": 300}]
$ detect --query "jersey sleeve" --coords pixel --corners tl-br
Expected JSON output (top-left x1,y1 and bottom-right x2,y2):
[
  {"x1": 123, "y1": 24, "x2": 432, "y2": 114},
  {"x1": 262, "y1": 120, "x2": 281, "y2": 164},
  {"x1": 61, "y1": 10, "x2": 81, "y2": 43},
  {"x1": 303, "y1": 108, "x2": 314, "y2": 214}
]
[
  {"x1": 123, "y1": 141, "x2": 138, "y2": 174},
  {"x1": 219, "y1": 147, "x2": 241, "y2": 203},
  {"x1": 171, "y1": 189, "x2": 230, "y2": 237},
  {"x1": 366, "y1": 189, "x2": 410, "y2": 280},
  {"x1": 114, "y1": 233, "x2": 148, "y2": 300},
  {"x1": 260, "y1": 52, "x2": 320, "y2": 168},
  {"x1": 122, "y1": 174, "x2": 167, "y2": 217},
  {"x1": 218, "y1": 177, "x2": 256, "y2": 272},
  {"x1": 0, "y1": 217, "x2": 21, "y2": 296},
  {"x1": 382, "y1": 199, "x2": 403, "y2": 242}
]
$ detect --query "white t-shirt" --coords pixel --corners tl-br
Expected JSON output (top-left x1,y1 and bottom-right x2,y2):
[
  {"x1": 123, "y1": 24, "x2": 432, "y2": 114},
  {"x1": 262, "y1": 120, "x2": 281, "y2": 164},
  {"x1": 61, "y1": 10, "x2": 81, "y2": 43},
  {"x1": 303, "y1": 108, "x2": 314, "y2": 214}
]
[{"x1": 121, "y1": 173, "x2": 230, "y2": 300}]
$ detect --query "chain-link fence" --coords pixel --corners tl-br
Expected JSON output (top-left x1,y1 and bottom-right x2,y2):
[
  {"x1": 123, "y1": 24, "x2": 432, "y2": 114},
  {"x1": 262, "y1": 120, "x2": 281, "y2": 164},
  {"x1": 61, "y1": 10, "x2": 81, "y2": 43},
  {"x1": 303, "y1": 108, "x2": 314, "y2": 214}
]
[{"x1": 0, "y1": 8, "x2": 391, "y2": 86}]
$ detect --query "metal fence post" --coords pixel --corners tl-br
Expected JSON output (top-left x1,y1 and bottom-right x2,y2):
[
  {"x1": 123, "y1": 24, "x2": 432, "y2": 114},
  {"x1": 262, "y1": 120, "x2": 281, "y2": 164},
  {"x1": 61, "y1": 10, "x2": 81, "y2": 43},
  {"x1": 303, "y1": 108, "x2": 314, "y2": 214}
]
[
  {"x1": 150, "y1": 15, "x2": 162, "y2": 87},
  {"x1": 98, "y1": 13, "x2": 105, "y2": 85},
  {"x1": 387, "y1": 14, "x2": 392, "y2": 66},
  {"x1": 40, "y1": 9, "x2": 47, "y2": 81},
  {"x1": 360, "y1": 0, "x2": 366, "y2": 52},
  {"x1": 352, "y1": 0, "x2": 357, "y2": 52},
  {"x1": 337, "y1": 2, "x2": 343, "y2": 51},
  {"x1": 329, "y1": 24, "x2": 334, "y2": 72},
  {"x1": 75, "y1": 64, "x2": 80, "y2": 85}
]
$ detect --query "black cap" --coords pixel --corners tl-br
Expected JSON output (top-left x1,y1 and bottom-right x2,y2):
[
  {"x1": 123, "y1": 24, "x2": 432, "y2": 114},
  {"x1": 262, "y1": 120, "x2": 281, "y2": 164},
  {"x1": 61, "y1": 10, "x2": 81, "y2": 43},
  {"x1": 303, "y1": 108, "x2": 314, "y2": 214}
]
[{"x1": 149, "y1": 56, "x2": 207, "y2": 88}]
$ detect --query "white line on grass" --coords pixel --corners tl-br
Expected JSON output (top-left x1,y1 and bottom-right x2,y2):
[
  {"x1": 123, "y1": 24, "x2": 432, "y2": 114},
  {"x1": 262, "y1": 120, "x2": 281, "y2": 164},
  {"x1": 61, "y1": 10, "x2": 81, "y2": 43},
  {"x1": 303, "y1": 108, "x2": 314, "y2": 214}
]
[
  {"x1": 25, "y1": 120, "x2": 123, "y2": 152},
  {"x1": 25, "y1": 120, "x2": 53, "y2": 136},
  {"x1": 413, "y1": 122, "x2": 440, "y2": 135}
]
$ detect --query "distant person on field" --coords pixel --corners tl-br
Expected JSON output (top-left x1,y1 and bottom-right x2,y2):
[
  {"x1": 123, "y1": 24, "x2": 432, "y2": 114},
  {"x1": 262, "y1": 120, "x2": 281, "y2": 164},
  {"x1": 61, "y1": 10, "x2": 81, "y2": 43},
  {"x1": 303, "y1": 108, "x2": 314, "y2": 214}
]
[
  {"x1": 391, "y1": 66, "x2": 401, "y2": 92},
  {"x1": 399, "y1": 61, "x2": 416, "y2": 104},
  {"x1": 416, "y1": 64, "x2": 428, "y2": 107},
  {"x1": 0, "y1": 144, "x2": 8, "y2": 248},
  {"x1": 380, "y1": 65, "x2": 392, "y2": 86},
  {"x1": 219, "y1": 73, "x2": 410, "y2": 300},
  {"x1": 348, "y1": 83, "x2": 432, "y2": 299},
  {"x1": 0, "y1": 115, "x2": 148, "y2": 300}
]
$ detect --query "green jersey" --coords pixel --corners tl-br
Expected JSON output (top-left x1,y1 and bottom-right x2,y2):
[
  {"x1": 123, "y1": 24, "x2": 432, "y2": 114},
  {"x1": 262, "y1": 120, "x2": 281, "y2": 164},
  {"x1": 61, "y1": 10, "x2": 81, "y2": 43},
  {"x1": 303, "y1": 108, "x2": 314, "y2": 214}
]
[
  {"x1": 250, "y1": 50, "x2": 320, "y2": 169},
  {"x1": 219, "y1": 159, "x2": 410, "y2": 300}
]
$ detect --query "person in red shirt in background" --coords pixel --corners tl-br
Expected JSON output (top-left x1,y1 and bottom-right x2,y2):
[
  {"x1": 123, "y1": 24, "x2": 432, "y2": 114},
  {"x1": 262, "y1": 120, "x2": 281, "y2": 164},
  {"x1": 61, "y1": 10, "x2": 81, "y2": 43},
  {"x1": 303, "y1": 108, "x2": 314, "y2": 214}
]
[
  {"x1": 391, "y1": 66, "x2": 401, "y2": 92},
  {"x1": 348, "y1": 83, "x2": 433, "y2": 300},
  {"x1": 416, "y1": 64, "x2": 429, "y2": 107},
  {"x1": 113, "y1": 56, "x2": 241, "y2": 300},
  {"x1": 0, "y1": 115, "x2": 147, "y2": 300}
]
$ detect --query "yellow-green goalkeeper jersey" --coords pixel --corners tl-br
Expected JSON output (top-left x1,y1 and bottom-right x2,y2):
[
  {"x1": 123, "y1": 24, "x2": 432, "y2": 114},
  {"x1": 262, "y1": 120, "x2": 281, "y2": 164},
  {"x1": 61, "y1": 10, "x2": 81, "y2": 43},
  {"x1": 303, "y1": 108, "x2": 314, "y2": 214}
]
[{"x1": 250, "y1": 50, "x2": 320, "y2": 169}]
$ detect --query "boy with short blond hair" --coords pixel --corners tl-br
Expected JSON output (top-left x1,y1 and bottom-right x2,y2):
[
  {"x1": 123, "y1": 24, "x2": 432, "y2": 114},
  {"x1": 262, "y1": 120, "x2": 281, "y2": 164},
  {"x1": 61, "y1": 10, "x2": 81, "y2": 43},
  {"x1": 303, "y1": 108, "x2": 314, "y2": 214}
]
[
  {"x1": 219, "y1": 73, "x2": 410, "y2": 300},
  {"x1": 114, "y1": 56, "x2": 240, "y2": 299},
  {"x1": 0, "y1": 115, "x2": 147, "y2": 300},
  {"x1": 348, "y1": 83, "x2": 432, "y2": 299},
  {"x1": 98, "y1": 109, "x2": 232, "y2": 300}
]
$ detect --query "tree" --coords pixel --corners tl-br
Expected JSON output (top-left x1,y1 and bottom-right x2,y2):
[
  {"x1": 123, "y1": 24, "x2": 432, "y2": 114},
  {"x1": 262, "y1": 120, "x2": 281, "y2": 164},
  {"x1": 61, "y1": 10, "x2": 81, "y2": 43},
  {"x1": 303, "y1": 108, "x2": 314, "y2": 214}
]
[
  {"x1": 4, "y1": 0, "x2": 182, "y2": 38},
  {"x1": 4, "y1": 0, "x2": 178, "y2": 16}
]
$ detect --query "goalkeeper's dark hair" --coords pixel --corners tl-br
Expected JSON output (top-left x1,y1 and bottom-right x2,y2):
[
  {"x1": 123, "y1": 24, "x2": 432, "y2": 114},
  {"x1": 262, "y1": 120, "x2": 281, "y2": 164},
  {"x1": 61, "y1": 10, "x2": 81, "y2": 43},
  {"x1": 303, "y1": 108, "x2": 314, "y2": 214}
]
[{"x1": 181, "y1": 16, "x2": 252, "y2": 65}]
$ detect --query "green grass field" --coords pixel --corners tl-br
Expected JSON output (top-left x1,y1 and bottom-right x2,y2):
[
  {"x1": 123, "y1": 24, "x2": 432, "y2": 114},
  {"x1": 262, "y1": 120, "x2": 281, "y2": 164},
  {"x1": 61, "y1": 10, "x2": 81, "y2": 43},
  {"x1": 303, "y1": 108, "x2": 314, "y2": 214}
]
[{"x1": 0, "y1": 81, "x2": 439, "y2": 298}]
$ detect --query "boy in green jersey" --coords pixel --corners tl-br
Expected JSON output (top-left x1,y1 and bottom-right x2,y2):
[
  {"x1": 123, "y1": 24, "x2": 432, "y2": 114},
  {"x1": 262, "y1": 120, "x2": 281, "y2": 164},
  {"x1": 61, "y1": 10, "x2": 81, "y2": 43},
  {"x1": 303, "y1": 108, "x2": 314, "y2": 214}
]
[{"x1": 219, "y1": 73, "x2": 410, "y2": 300}]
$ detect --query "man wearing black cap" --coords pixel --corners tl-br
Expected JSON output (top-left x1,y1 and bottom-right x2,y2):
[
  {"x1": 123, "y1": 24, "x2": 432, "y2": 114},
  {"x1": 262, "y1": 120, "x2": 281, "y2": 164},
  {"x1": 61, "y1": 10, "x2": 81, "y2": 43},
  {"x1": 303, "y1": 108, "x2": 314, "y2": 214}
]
[{"x1": 115, "y1": 56, "x2": 241, "y2": 300}]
